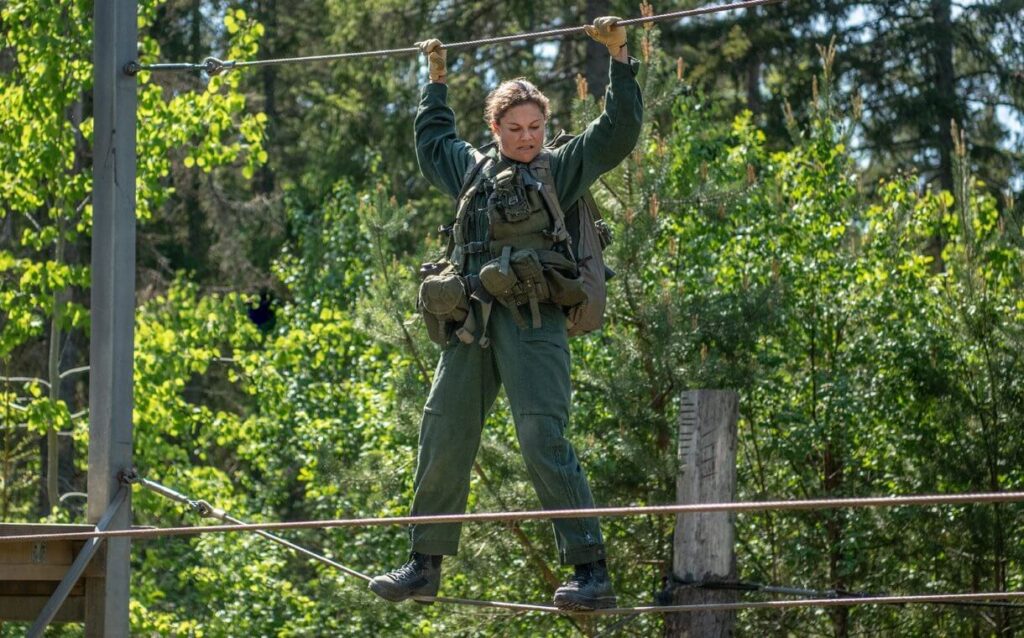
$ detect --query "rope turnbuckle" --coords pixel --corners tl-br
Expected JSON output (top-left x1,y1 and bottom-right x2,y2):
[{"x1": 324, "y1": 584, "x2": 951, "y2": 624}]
[
  {"x1": 123, "y1": 57, "x2": 236, "y2": 77},
  {"x1": 202, "y1": 57, "x2": 236, "y2": 76},
  {"x1": 191, "y1": 499, "x2": 227, "y2": 520}
]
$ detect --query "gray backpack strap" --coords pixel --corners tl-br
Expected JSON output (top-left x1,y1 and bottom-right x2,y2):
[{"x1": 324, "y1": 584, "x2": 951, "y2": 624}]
[
  {"x1": 536, "y1": 135, "x2": 613, "y2": 338},
  {"x1": 528, "y1": 151, "x2": 572, "y2": 248}
]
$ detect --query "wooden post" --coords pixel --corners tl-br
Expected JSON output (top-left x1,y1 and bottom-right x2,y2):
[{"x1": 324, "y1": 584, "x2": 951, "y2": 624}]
[{"x1": 665, "y1": 390, "x2": 738, "y2": 638}]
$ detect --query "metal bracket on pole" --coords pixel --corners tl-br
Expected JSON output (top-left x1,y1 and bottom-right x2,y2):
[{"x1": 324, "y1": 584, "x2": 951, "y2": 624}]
[{"x1": 26, "y1": 486, "x2": 129, "y2": 638}]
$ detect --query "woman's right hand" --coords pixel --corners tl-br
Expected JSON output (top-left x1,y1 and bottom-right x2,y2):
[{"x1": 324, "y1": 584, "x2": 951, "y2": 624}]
[{"x1": 415, "y1": 38, "x2": 447, "y2": 83}]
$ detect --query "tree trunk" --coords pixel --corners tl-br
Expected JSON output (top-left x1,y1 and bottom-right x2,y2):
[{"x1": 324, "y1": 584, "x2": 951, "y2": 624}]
[
  {"x1": 930, "y1": 0, "x2": 957, "y2": 193},
  {"x1": 584, "y1": 0, "x2": 609, "y2": 99},
  {"x1": 190, "y1": 0, "x2": 202, "y2": 59},
  {"x1": 924, "y1": 0, "x2": 957, "y2": 272},
  {"x1": 257, "y1": 0, "x2": 277, "y2": 194},
  {"x1": 45, "y1": 234, "x2": 66, "y2": 512},
  {"x1": 824, "y1": 443, "x2": 848, "y2": 638},
  {"x1": 744, "y1": 7, "x2": 762, "y2": 115}
]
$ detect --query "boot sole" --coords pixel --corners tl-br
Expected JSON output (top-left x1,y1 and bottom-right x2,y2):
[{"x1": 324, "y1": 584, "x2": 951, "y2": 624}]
[
  {"x1": 368, "y1": 578, "x2": 439, "y2": 604},
  {"x1": 553, "y1": 593, "x2": 617, "y2": 612}
]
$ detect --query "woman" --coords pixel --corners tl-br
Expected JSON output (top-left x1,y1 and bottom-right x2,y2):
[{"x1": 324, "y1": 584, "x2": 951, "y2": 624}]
[{"x1": 370, "y1": 17, "x2": 643, "y2": 611}]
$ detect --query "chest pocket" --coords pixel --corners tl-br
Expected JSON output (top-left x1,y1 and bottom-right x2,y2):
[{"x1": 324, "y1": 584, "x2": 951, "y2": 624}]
[{"x1": 486, "y1": 165, "x2": 553, "y2": 256}]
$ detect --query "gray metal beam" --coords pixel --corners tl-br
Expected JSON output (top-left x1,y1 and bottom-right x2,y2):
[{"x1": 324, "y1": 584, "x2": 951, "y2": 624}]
[{"x1": 88, "y1": 0, "x2": 137, "y2": 635}]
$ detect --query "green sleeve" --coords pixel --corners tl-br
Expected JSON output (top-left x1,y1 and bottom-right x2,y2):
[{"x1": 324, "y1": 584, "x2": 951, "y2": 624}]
[
  {"x1": 414, "y1": 83, "x2": 476, "y2": 199},
  {"x1": 551, "y1": 57, "x2": 644, "y2": 209}
]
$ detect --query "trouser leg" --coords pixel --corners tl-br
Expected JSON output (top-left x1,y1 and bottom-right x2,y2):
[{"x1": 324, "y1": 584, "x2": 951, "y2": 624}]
[
  {"x1": 491, "y1": 303, "x2": 606, "y2": 565},
  {"x1": 410, "y1": 329, "x2": 500, "y2": 556}
]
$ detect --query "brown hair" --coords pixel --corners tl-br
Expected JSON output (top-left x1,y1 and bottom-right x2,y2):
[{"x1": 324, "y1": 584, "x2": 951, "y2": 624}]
[{"x1": 483, "y1": 78, "x2": 551, "y2": 125}]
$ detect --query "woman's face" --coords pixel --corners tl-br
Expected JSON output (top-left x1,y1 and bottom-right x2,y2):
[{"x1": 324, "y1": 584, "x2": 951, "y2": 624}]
[{"x1": 490, "y1": 102, "x2": 546, "y2": 163}]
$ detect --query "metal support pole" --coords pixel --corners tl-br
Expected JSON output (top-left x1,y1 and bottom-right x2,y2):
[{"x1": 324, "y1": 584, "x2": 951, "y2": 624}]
[{"x1": 88, "y1": 0, "x2": 137, "y2": 635}]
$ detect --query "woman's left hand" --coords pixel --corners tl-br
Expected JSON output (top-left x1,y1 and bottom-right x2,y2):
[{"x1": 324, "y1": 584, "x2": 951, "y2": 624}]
[{"x1": 584, "y1": 17, "x2": 627, "y2": 58}]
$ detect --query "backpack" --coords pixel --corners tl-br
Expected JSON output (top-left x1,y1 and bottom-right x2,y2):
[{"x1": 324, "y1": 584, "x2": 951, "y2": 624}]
[{"x1": 536, "y1": 132, "x2": 614, "y2": 337}]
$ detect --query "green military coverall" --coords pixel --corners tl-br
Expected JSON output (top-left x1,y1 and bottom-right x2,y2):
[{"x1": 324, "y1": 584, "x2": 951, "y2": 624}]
[{"x1": 411, "y1": 57, "x2": 643, "y2": 566}]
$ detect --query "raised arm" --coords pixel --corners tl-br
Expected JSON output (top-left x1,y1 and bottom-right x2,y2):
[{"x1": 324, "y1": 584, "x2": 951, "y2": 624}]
[
  {"x1": 552, "y1": 18, "x2": 644, "y2": 208},
  {"x1": 414, "y1": 39, "x2": 475, "y2": 198}
]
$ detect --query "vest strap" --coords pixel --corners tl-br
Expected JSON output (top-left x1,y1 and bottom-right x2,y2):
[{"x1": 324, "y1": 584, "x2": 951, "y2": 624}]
[
  {"x1": 499, "y1": 244, "x2": 512, "y2": 275},
  {"x1": 462, "y1": 240, "x2": 489, "y2": 255},
  {"x1": 454, "y1": 308, "x2": 477, "y2": 344},
  {"x1": 477, "y1": 299, "x2": 494, "y2": 348},
  {"x1": 529, "y1": 152, "x2": 574, "y2": 253},
  {"x1": 527, "y1": 284, "x2": 542, "y2": 329}
]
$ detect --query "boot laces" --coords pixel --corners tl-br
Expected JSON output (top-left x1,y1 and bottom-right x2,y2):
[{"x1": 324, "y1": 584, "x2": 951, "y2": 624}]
[
  {"x1": 387, "y1": 555, "x2": 425, "y2": 581},
  {"x1": 569, "y1": 561, "x2": 610, "y2": 587}
]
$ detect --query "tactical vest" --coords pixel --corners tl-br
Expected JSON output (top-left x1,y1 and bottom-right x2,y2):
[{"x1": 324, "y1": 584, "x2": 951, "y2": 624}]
[
  {"x1": 418, "y1": 140, "x2": 612, "y2": 346},
  {"x1": 448, "y1": 149, "x2": 570, "y2": 269}
]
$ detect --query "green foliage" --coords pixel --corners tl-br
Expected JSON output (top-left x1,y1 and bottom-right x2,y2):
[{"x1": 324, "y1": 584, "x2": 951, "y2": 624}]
[
  {"x1": 3, "y1": 3, "x2": 1023, "y2": 637},
  {"x1": 574, "y1": 37, "x2": 1024, "y2": 637},
  {"x1": 0, "y1": 0, "x2": 267, "y2": 520}
]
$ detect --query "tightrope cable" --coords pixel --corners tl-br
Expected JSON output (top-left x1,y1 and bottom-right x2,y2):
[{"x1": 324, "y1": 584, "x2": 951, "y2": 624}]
[
  {"x1": 664, "y1": 578, "x2": 1024, "y2": 610},
  {"x1": 10, "y1": 475, "x2": 1021, "y2": 618},
  {"x1": 127, "y1": 0, "x2": 782, "y2": 75},
  {"x1": 408, "y1": 591, "x2": 1024, "y2": 617},
  {"x1": 135, "y1": 478, "x2": 1020, "y2": 615}
]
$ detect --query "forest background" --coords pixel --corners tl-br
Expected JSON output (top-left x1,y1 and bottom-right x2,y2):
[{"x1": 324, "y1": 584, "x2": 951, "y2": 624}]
[{"x1": 2, "y1": 0, "x2": 1023, "y2": 636}]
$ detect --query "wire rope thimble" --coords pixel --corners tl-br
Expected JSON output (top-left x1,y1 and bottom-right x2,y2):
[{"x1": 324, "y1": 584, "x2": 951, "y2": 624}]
[{"x1": 201, "y1": 56, "x2": 235, "y2": 77}]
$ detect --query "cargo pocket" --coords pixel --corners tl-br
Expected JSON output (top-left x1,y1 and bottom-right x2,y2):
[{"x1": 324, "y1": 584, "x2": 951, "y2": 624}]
[{"x1": 516, "y1": 306, "x2": 572, "y2": 418}]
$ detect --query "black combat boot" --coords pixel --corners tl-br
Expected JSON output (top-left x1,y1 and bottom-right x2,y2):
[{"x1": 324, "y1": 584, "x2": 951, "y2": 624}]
[
  {"x1": 368, "y1": 552, "x2": 443, "y2": 603},
  {"x1": 553, "y1": 559, "x2": 617, "y2": 611}
]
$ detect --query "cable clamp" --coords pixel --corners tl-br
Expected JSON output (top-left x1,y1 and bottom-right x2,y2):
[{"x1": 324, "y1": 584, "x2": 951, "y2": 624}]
[{"x1": 119, "y1": 468, "x2": 140, "y2": 485}]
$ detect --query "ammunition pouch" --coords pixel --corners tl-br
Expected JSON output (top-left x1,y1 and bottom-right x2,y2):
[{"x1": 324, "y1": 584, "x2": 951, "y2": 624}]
[
  {"x1": 417, "y1": 262, "x2": 476, "y2": 345},
  {"x1": 478, "y1": 247, "x2": 588, "y2": 329}
]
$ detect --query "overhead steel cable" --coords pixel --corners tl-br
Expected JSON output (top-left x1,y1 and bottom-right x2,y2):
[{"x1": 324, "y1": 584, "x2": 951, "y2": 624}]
[
  {"x1": 4, "y1": 489, "x2": 1023, "y2": 544},
  {"x1": 126, "y1": 0, "x2": 783, "y2": 75}
]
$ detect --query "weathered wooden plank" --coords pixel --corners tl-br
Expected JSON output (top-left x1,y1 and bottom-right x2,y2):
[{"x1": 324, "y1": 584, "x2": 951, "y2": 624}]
[
  {"x1": 0, "y1": 526, "x2": 105, "y2": 580},
  {"x1": 0, "y1": 596, "x2": 85, "y2": 623}
]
